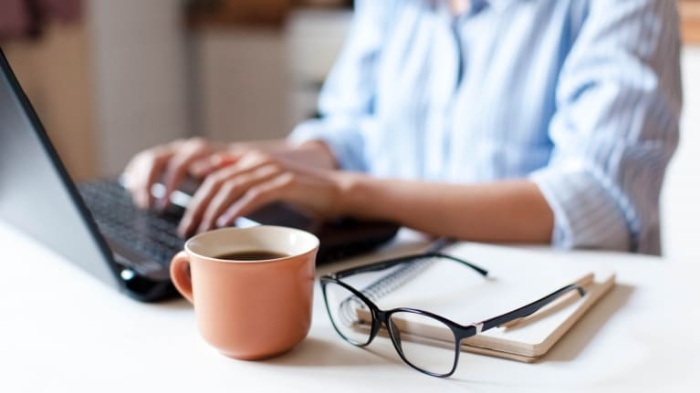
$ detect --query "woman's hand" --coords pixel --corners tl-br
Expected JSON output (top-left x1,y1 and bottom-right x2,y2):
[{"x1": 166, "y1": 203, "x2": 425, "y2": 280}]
[
  {"x1": 178, "y1": 150, "x2": 349, "y2": 237},
  {"x1": 122, "y1": 138, "x2": 224, "y2": 210}
]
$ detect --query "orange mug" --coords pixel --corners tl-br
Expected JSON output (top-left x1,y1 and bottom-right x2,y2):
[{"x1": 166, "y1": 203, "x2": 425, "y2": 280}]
[{"x1": 170, "y1": 226, "x2": 319, "y2": 360}]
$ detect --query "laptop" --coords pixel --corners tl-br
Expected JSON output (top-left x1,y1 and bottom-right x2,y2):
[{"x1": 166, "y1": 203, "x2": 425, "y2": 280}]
[{"x1": 0, "y1": 49, "x2": 398, "y2": 302}]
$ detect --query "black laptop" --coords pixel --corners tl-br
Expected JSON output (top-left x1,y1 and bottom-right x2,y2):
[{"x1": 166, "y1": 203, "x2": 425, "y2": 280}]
[{"x1": 0, "y1": 49, "x2": 398, "y2": 302}]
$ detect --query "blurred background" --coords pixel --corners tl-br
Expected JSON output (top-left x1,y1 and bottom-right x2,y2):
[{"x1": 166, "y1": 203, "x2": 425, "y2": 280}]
[
  {"x1": 1, "y1": 0, "x2": 698, "y2": 259},
  {"x1": 1, "y1": 0, "x2": 354, "y2": 180}
]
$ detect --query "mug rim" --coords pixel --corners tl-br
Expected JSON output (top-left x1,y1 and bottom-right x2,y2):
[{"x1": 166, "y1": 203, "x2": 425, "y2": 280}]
[{"x1": 184, "y1": 225, "x2": 320, "y2": 264}]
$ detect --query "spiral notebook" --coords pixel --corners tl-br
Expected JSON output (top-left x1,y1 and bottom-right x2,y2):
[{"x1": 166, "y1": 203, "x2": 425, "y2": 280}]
[{"x1": 354, "y1": 243, "x2": 616, "y2": 362}]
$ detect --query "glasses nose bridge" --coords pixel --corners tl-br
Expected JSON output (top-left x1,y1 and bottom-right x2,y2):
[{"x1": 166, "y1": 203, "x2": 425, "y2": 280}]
[
  {"x1": 371, "y1": 309, "x2": 405, "y2": 355},
  {"x1": 362, "y1": 307, "x2": 385, "y2": 344},
  {"x1": 369, "y1": 306, "x2": 389, "y2": 336}
]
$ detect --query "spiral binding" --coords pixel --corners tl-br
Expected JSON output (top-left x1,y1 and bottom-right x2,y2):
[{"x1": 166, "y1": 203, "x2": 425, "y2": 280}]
[
  {"x1": 359, "y1": 237, "x2": 455, "y2": 303},
  {"x1": 337, "y1": 238, "x2": 455, "y2": 325},
  {"x1": 359, "y1": 258, "x2": 437, "y2": 303}
]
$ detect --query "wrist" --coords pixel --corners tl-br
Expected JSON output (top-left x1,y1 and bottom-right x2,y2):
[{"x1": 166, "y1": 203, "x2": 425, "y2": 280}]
[
  {"x1": 334, "y1": 172, "x2": 371, "y2": 218},
  {"x1": 286, "y1": 139, "x2": 338, "y2": 170}
]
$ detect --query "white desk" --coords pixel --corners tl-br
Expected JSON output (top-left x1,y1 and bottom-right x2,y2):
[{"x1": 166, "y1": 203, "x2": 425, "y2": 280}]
[{"x1": 1, "y1": 221, "x2": 698, "y2": 393}]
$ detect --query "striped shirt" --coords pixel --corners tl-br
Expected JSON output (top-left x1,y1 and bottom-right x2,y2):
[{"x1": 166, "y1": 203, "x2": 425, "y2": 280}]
[{"x1": 290, "y1": 0, "x2": 682, "y2": 255}]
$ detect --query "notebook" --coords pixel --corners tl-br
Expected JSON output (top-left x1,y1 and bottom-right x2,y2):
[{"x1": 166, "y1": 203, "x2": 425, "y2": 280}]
[
  {"x1": 354, "y1": 242, "x2": 616, "y2": 362},
  {"x1": 0, "y1": 49, "x2": 398, "y2": 302}
]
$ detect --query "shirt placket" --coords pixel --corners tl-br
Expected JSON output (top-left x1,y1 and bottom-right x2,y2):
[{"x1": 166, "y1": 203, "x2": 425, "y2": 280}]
[{"x1": 425, "y1": 7, "x2": 469, "y2": 181}]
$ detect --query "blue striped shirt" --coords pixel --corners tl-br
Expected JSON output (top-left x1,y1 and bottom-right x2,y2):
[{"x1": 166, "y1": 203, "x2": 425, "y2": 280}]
[{"x1": 290, "y1": 0, "x2": 682, "y2": 255}]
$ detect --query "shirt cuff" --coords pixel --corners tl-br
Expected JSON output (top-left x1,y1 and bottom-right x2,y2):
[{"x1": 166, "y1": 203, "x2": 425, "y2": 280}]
[
  {"x1": 529, "y1": 166, "x2": 631, "y2": 252},
  {"x1": 288, "y1": 118, "x2": 367, "y2": 172}
]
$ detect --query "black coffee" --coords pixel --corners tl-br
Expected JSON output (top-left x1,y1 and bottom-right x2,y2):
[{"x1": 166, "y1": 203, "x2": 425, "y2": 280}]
[{"x1": 214, "y1": 250, "x2": 289, "y2": 261}]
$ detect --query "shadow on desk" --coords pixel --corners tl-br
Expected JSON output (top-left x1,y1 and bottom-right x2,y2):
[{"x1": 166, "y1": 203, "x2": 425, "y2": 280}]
[
  {"x1": 543, "y1": 283, "x2": 634, "y2": 362},
  {"x1": 148, "y1": 298, "x2": 192, "y2": 311},
  {"x1": 257, "y1": 285, "x2": 634, "y2": 370},
  {"x1": 260, "y1": 337, "x2": 398, "y2": 368},
  {"x1": 154, "y1": 285, "x2": 634, "y2": 366}
]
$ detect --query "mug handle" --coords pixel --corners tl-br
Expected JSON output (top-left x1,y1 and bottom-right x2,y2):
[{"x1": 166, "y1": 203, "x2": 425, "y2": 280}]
[{"x1": 170, "y1": 251, "x2": 194, "y2": 303}]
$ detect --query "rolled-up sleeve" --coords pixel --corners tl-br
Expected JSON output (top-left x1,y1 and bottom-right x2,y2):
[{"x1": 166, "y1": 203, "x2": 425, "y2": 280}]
[
  {"x1": 530, "y1": 0, "x2": 682, "y2": 255},
  {"x1": 288, "y1": 0, "x2": 394, "y2": 172}
]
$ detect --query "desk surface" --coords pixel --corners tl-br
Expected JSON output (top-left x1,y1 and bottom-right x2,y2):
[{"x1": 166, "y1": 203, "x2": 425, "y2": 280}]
[{"x1": 1, "y1": 221, "x2": 698, "y2": 392}]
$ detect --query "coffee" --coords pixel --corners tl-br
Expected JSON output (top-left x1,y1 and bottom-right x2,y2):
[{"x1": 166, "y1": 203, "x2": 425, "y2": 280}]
[{"x1": 215, "y1": 250, "x2": 289, "y2": 261}]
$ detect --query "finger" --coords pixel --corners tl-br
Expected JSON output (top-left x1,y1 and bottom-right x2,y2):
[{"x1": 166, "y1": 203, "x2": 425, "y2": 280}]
[
  {"x1": 189, "y1": 153, "x2": 241, "y2": 178},
  {"x1": 216, "y1": 173, "x2": 295, "y2": 228},
  {"x1": 179, "y1": 151, "x2": 276, "y2": 235},
  {"x1": 177, "y1": 168, "x2": 232, "y2": 237},
  {"x1": 125, "y1": 148, "x2": 173, "y2": 209},
  {"x1": 198, "y1": 163, "x2": 282, "y2": 232},
  {"x1": 161, "y1": 140, "x2": 212, "y2": 209}
]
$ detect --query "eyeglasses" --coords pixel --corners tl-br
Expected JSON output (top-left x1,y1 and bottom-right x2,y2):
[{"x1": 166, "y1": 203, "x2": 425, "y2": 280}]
[{"x1": 320, "y1": 252, "x2": 586, "y2": 377}]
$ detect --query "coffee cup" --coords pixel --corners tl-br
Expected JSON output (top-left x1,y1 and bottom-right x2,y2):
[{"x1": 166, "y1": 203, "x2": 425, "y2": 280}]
[{"x1": 169, "y1": 225, "x2": 319, "y2": 360}]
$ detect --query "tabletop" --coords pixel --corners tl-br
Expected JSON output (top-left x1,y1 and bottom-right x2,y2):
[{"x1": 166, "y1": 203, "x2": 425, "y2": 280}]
[{"x1": 1, "y1": 221, "x2": 699, "y2": 393}]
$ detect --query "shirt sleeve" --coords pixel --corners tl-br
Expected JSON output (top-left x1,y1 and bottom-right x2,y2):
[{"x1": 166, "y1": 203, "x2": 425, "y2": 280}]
[
  {"x1": 530, "y1": 0, "x2": 682, "y2": 255},
  {"x1": 288, "y1": 0, "x2": 395, "y2": 172}
]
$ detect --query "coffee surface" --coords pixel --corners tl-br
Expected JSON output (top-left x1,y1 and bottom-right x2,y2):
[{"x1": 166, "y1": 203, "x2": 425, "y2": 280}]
[{"x1": 214, "y1": 250, "x2": 289, "y2": 261}]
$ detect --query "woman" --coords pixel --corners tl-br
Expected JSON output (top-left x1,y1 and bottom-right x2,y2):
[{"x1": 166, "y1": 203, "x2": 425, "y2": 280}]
[{"x1": 123, "y1": 0, "x2": 682, "y2": 254}]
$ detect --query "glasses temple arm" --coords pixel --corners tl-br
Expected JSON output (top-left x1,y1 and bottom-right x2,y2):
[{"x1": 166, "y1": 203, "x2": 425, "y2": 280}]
[
  {"x1": 332, "y1": 252, "x2": 488, "y2": 280},
  {"x1": 478, "y1": 282, "x2": 587, "y2": 333}
]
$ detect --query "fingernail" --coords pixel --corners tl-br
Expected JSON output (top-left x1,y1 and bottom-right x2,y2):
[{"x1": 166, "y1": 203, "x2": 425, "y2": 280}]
[
  {"x1": 136, "y1": 192, "x2": 148, "y2": 209},
  {"x1": 217, "y1": 209, "x2": 237, "y2": 227},
  {"x1": 197, "y1": 224, "x2": 209, "y2": 234},
  {"x1": 216, "y1": 216, "x2": 228, "y2": 228},
  {"x1": 157, "y1": 197, "x2": 169, "y2": 211}
]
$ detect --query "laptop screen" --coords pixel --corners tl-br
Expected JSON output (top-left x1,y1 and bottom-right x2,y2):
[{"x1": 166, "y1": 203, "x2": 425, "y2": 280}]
[{"x1": 0, "y1": 50, "x2": 121, "y2": 289}]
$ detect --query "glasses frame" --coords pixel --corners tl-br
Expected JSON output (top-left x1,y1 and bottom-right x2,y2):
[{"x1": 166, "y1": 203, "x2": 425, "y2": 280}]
[{"x1": 320, "y1": 252, "x2": 586, "y2": 377}]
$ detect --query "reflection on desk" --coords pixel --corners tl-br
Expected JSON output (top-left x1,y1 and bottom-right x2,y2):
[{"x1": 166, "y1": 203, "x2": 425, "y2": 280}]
[{"x1": 1, "y1": 221, "x2": 698, "y2": 392}]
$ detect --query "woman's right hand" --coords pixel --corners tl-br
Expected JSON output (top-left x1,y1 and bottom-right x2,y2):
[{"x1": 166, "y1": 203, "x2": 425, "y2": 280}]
[
  {"x1": 122, "y1": 137, "x2": 222, "y2": 210},
  {"x1": 122, "y1": 137, "x2": 338, "y2": 215}
]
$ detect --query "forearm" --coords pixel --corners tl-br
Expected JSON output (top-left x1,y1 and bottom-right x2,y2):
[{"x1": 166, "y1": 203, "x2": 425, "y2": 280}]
[{"x1": 339, "y1": 175, "x2": 554, "y2": 244}]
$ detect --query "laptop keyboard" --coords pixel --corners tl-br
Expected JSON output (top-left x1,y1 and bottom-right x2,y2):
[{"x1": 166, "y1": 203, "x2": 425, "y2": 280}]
[
  {"x1": 77, "y1": 180, "x2": 400, "y2": 273},
  {"x1": 78, "y1": 179, "x2": 185, "y2": 269}
]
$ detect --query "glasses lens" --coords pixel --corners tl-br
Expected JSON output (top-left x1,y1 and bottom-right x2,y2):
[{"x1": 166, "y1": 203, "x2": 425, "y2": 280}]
[
  {"x1": 388, "y1": 310, "x2": 458, "y2": 376},
  {"x1": 323, "y1": 281, "x2": 374, "y2": 346}
]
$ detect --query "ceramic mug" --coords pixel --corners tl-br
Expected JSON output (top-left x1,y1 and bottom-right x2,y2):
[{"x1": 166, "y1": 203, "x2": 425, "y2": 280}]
[{"x1": 170, "y1": 226, "x2": 319, "y2": 360}]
